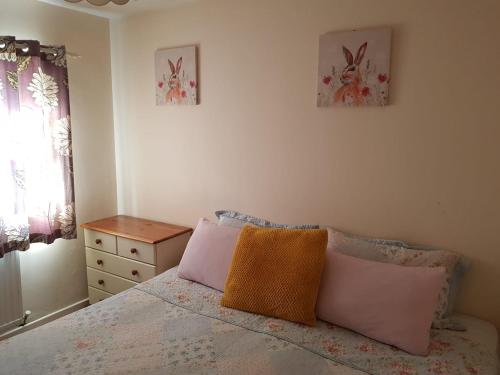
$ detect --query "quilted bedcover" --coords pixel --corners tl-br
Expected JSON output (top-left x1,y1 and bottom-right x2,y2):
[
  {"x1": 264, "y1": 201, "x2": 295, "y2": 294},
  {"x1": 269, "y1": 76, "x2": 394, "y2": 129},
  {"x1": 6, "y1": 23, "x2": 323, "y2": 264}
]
[{"x1": 0, "y1": 267, "x2": 497, "y2": 375}]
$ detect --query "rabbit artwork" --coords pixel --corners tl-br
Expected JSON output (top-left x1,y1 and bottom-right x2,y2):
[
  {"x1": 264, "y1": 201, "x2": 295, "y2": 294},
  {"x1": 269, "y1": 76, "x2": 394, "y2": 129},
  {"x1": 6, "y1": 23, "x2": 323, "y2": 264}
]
[
  {"x1": 334, "y1": 43, "x2": 367, "y2": 106},
  {"x1": 317, "y1": 27, "x2": 391, "y2": 107},
  {"x1": 166, "y1": 57, "x2": 183, "y2": 104},
  {"x1": 155, "y1": 46, "x2": 198, "y2": 105}
]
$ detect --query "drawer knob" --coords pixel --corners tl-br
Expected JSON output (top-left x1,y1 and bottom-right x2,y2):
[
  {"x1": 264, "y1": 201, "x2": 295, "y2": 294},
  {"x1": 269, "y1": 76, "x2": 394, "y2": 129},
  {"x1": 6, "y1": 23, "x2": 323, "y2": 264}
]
[
  {"x1": 130, "y1": 248, "x2": 138, "y2": 254},
  {"x1": 96, "y1": 259, "x2": 103, "y2": 265},
  {"x1": 95, "y1": 239, "x2": 102, "y2": 245},
  {"x1": 98, "y1": 279, "x2": 104, "y2": 285},
  {"x1": 131, "y1": 270, "x2": 139, "y2": 276}
]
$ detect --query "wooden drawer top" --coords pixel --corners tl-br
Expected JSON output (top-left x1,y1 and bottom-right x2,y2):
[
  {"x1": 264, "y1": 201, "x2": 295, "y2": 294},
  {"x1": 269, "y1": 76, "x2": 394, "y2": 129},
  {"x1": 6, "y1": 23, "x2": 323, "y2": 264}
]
[{"x1": 81, "y1": 215, "x2": 192, "y2": 244}]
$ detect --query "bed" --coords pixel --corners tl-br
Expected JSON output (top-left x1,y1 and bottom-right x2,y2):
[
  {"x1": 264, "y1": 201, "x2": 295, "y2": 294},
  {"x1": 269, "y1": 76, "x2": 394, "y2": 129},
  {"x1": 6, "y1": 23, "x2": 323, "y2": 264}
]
[{"x1": 1, "y1": 267, "x2": 498, "y2": 375}]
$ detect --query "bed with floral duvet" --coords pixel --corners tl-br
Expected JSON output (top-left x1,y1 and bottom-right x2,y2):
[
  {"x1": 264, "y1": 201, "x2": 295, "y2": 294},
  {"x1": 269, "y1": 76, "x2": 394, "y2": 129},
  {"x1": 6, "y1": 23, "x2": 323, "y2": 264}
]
[{"x1": 0, "y1": 267, "x2": 498, "y2": 375}]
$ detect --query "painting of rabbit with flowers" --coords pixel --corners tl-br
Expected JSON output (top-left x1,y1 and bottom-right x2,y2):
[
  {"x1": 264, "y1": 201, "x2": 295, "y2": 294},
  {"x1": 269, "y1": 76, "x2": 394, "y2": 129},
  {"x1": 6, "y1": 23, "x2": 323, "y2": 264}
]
[
  {"x1": 317, "y1": 27, "x2": 391, "y2": 107},
  {"x1": 155, "y1": 45, "x2": 198, "y2": 105}
]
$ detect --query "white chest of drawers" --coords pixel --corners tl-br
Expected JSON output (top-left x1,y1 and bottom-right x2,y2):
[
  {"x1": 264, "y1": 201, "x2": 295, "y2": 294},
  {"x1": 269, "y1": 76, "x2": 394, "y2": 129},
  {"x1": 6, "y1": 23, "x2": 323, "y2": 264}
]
[{"x1": 81, "y1": 215, "x2": 192, "y2": 304}]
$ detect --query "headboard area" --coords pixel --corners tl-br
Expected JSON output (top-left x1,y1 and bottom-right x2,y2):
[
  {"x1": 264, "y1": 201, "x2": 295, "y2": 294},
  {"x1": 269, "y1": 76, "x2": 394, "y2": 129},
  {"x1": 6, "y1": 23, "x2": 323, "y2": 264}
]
[{"x1": 110, "y1": 0, "x2": 500, "y2": 331}]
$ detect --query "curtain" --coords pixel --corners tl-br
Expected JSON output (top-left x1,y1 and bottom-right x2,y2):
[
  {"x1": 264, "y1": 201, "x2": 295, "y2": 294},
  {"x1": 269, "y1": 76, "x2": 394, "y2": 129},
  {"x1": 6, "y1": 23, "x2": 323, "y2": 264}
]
[{"x1": 0, "y1": 36, "x2": 76, "y2": 257}]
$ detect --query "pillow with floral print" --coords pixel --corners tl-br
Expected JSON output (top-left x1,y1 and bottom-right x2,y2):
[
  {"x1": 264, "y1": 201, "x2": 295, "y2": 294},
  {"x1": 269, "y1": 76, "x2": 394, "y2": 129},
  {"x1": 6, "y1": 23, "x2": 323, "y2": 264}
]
[
  {"x1": 327, "y1": 227, "x2": 463, "y2": 330},
  {"x1": 215, "y1": 210, "x2": 319, "y2": 230}
]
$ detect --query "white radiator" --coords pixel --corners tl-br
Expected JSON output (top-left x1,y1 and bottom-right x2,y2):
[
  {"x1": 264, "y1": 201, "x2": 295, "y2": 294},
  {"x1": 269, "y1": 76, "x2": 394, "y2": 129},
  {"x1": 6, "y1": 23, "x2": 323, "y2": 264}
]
[{"x1": 0, "y1": 251, "x2": 23, "y2": 333}]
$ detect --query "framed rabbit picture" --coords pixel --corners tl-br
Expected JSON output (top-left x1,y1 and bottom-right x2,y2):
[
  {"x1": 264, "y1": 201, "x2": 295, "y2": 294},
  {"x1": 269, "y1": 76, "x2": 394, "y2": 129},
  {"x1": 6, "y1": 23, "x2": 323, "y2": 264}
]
[
  {"x1": 317, "y1": 27, "x2": 392, "y2": 107},
  {"x1": 155, "y1": 45, "x2": 198, "y2": 105}
]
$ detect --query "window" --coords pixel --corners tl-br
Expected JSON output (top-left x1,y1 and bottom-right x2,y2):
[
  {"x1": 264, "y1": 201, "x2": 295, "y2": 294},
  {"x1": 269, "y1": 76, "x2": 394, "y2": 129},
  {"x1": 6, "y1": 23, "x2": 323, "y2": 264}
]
[{"x1": 0, "y1": 37, "x2": 76, "y2": 257}]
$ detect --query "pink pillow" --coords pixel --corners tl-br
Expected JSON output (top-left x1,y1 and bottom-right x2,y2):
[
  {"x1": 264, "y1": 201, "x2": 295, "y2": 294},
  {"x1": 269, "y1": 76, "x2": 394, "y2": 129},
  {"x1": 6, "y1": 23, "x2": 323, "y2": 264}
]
[
  {"x1": 177, "y1": 218, "x2": 241, "y2": 291},
  {"x1": 316, "y1": 250, "x2": 446, "y2": 356}
]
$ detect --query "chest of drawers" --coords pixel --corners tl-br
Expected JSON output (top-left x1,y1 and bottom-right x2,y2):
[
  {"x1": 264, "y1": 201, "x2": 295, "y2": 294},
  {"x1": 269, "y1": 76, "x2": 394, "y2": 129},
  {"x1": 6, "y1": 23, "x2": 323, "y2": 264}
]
[{"x1": 81, "y1": 215, "x2": 192, "y2": 304}]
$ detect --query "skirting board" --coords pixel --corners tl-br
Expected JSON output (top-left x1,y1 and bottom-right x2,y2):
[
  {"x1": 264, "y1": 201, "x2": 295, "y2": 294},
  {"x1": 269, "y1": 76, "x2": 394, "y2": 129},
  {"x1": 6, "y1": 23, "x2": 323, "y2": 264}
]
[
  {"x1": 0, "y1": 317, "x2": 24, "y2": 335},
  {"x1": 0, "y1": 298, "x2": 89, "y2": 341}
]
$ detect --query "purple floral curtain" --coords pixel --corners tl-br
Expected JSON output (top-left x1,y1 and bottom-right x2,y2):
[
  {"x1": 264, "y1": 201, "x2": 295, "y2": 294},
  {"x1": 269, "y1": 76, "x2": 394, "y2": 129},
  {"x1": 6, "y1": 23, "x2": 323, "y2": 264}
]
[{"x1": 0, "y1": 36, "x2": 76, "y2": 257}]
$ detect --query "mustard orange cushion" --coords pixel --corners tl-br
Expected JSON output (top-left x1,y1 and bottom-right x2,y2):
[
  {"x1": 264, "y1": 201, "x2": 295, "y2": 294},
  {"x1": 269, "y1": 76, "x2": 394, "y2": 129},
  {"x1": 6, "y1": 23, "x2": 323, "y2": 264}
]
[{"x1": 220, "y1": 226, "x2": 327, "y2": 326}]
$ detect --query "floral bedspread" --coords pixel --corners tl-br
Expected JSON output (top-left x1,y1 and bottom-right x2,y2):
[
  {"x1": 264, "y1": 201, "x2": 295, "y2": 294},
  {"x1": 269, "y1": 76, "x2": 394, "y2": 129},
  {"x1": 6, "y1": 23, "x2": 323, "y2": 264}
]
[{"x1": 0, "y1": 268, "x2": 497, "y2": 375}]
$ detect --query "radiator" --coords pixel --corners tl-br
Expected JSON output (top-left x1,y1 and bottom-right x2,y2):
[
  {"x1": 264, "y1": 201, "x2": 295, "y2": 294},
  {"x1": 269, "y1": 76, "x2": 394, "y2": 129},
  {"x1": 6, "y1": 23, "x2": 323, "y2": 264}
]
[{"x1": 0, "y1": 251, "x2": 23, "y2": 333}]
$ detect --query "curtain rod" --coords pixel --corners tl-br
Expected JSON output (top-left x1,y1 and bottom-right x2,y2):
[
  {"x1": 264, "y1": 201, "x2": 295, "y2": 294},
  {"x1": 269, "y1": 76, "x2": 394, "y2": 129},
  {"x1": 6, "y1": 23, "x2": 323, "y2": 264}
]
[{"x1": 14, "y1": 41, "x2": 82, "y2": 60}]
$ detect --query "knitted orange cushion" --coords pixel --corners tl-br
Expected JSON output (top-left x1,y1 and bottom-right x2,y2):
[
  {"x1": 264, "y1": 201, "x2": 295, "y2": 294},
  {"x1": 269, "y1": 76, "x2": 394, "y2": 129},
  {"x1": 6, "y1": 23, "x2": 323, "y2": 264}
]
[{"x1": 221, "y1": 226, "x2": 327, "y2": 326}]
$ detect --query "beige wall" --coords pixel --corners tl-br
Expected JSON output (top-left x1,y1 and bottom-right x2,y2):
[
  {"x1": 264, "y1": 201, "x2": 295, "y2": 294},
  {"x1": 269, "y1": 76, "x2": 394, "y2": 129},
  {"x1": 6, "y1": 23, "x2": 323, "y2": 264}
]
[
  {"x1": 111, "y1": 0, "x2": 500, "y2": 329},
  {"x1": 0, "y1": 0, "x2": 116, "y2": 321}
]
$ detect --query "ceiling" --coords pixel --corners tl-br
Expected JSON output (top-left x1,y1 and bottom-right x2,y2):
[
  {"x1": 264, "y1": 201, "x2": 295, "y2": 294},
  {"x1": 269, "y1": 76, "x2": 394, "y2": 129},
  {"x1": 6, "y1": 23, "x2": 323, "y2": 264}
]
[{"x1": 38, "y1": 0, "x2": 197, "y2": 19}]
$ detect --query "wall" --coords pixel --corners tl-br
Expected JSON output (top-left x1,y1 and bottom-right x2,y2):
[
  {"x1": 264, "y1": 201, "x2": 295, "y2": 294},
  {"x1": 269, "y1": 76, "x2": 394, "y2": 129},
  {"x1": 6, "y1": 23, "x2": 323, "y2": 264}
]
[
  {"x1": 0, "y1": 0, "x2": 117, "y2": 322},
  {"x1": 111, "y1": 0, "x2": 500, "y2": 329}
]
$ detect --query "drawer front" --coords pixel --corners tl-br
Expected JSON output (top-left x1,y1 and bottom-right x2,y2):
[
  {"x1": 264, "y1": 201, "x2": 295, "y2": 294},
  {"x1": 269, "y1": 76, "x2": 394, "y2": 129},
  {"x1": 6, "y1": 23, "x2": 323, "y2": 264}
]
[
  {"x1": 84, "y1": 229, "x2": 117, "y2": 254},
  {"x1": 117, "y1": 237, "x2": 156, "y2": 265},
  {"x1": 86, "y1": 247, "x2": 156, "y2": 283},
  {"x1": 87, "y1": 267, "x2": 137, "y2": 295},
  {"x1": 88, "y1": 286, "x2": 113, "y2": 304}
]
